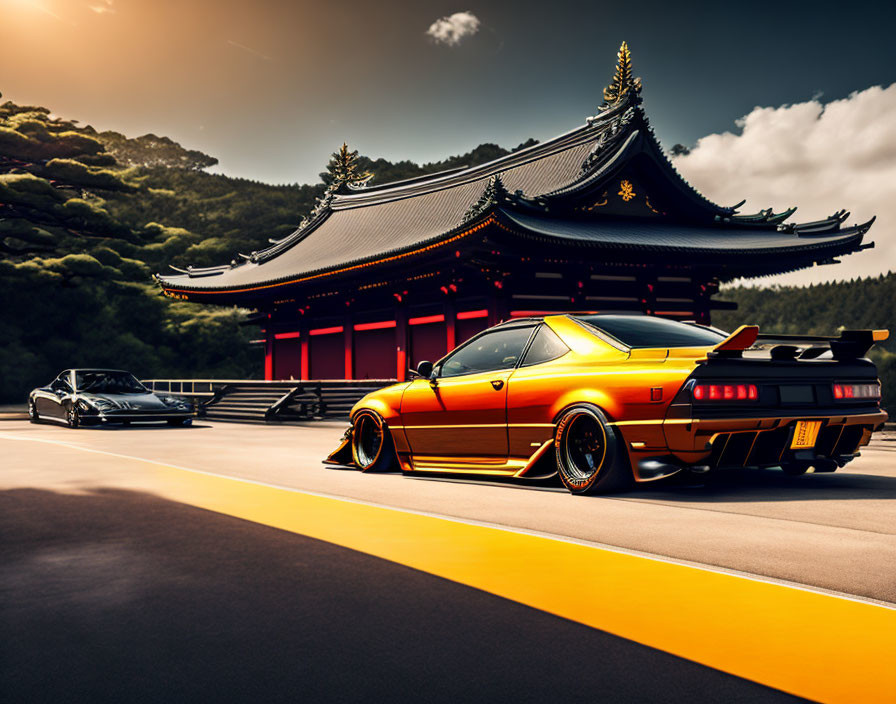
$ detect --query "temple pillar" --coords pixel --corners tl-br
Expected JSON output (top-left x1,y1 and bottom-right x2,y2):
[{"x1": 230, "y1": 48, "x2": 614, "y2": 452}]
[
  {"x1": 344, "y1": 315, "x2": 353, "y2": 380},
  {"x1": 264, "y1": 330, "x2": 273, "y2": 381},
  {"x1": 300, "y1": 323, "x2": 309, "y2": 381},
  {"x1": 395, "y1": 305, "x2": 408, "y2": 381},
  {"x1": 487, "y1": 289, "x2": 509, "y2": 326},
  {"x1": 444, "y1": 297, "x2": 456, "y2": 352}
]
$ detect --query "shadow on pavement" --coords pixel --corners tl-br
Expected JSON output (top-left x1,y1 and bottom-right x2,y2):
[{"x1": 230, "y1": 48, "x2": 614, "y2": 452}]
[
  {"x1": 32, "y1": 421, "x2": 212, "y2": 431},
  {"x1": 633, "y1": 466, "x2": 896, "y2": 503},
  {"x1": 398, "y1": 463, "x2": 896, "y2": 503},
  {"x1": 0, "y1": 487, "x2": 801, "y2": 703}
]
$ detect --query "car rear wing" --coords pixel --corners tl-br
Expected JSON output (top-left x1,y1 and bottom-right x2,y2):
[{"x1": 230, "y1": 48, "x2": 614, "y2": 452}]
[{"x1": 709, "y1": 326, "x2": 889, "y2": 360}]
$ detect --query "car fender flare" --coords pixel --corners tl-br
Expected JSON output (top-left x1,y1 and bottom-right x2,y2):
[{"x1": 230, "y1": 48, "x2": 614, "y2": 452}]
[
  {"x1": 549, "y1": 389, "x2": 621, "y2": 425},
  {"x1": 351, "y1": 399, "x2": 399, "y2": 425}
]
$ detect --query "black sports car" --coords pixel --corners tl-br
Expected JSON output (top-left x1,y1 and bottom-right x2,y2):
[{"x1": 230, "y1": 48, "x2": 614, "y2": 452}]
[{"x1": 28, "y1": 369, "x2": 193, "y2": 428}]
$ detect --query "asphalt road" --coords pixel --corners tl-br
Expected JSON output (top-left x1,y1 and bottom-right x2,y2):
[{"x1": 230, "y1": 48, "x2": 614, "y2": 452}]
[
  {"x1": 3, "y1": 419, "x2": 893, "y2": 603},
  {"x1": 2, "y1": 419, "x2": 894, "y2": 702}
]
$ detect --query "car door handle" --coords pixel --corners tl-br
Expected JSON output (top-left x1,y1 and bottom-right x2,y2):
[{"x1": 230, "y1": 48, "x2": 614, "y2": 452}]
[{"x1": 490, "y1": 379, "x2": 504, "y2": 390}]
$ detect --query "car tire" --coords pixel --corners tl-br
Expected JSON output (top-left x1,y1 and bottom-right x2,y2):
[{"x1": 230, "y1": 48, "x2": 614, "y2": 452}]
[
  {"x1": 28, "y1": 400, "x2": 40, "y2": 424},
  {"x1": 351, "y1": 411, "x2": 397, "y2": 473},
  {"x1": 66, "y1": 406, "x2": 80, "y2": 429},
  {"x1": 555, "y1": 404, "x2": 632, "y2": 495},
  {"x1": 167, "y1": 418, "x2": 192, "y2": 427}
]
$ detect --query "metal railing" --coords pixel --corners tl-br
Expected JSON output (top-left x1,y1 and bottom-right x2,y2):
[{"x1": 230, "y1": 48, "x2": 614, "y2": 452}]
[{"x1": 142, "y1": 378, "x2": 396, "y2": 395}]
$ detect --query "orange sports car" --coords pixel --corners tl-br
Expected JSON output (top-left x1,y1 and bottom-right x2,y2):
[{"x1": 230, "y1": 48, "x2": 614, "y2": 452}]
[{"x1": 326, "y1": 314, "x2": 888, "y2": 494}]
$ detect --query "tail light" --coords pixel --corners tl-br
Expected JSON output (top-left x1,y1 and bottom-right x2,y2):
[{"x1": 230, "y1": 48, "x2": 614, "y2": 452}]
[
  {"x1": 692, "y1": 383, "x2": 758, "y2": 402},
  {"x1": 833, "y1": 382, "x2": 880, "y2": 400}
]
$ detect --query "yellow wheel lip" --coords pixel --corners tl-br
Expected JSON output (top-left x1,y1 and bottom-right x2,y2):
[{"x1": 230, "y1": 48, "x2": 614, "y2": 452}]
[
  {"x1": 351, "y1": 411, "x2": 385, "y2": 471},
  {"x1": 556, "y1": 407, "x2": 608, "y2": 490}
]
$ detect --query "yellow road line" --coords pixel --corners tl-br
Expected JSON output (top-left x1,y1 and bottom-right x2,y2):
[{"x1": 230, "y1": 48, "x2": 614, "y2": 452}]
[{"x1": 3, "y1": 432, "x2": 895, "y2": 702}]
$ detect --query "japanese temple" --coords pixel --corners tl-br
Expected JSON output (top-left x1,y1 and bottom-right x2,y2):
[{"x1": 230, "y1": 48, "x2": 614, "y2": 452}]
[{"x1": 156, "y1": 43, "x2": 876, "y2": 383}]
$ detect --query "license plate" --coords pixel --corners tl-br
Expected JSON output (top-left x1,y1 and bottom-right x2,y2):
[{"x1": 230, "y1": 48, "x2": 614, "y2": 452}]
[{"x1": 790, "y1": 420, "x2": 822, "y2": 449}]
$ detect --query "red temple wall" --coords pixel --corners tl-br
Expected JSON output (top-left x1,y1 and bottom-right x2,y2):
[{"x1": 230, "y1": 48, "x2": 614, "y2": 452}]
[
  {"x1": 268, "y1": 297, "x2": 685, "y2": 381},
  {"x1": 309, "y1": 332, "x2": 344, "y2": 380},
  {"x1": 273, "y1": 337, "x2": 301, "y2": 380},
  {"x1": 456, "y1": 316, "x2": 489, "y2": 346},
  {"x1": 353, "y1": 327, "x2": 396, "y2": 379},
  {"x1": 409, "y1": 321, "x2": 447, "y2": 369}
]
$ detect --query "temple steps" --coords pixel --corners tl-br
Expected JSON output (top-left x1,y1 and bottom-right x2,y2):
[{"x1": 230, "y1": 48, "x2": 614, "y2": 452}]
[{"x1": 191, "y1": 380, "x2": 394, "y2": 424}]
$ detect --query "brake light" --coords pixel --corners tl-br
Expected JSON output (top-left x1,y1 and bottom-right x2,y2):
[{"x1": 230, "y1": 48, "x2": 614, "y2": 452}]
[
  {"x1": 833, "y1": 383, "x2": 880, "y2": 400},
  {"x1": 692, "y1": 383, "x2": 758, "y2": 402}
]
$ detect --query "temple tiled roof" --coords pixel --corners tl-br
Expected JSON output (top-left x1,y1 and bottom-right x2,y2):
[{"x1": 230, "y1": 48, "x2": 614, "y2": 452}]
[
  {"x1": 158, "y1": 118, "x2": 628, "y2": 292},
  {"x1": 501, "y1": 211, "x2": 873, "y2": 255},
  {"x1": 157, "y1": 44, "x2": 875, "y2": 296}
]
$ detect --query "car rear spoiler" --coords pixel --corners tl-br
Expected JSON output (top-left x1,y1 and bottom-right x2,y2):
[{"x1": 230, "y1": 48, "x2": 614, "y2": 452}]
[{"x1": 709, "y1": 326, "x2": 889, "y2": 360}]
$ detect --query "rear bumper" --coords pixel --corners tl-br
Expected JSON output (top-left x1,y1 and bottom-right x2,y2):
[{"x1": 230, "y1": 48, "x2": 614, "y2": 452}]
[{"x1": 623, "y1": 410, "x2": 887, "y2": 480}]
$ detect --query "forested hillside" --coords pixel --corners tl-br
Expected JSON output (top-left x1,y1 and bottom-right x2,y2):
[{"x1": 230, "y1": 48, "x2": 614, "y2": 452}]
[{"x1": 0, "y1": 93, "x2": 534, "y2": 401}]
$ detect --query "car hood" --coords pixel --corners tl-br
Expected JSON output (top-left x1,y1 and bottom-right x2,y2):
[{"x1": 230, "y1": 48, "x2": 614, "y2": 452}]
[{"x1": 81, "y1": 393, "x2": 169, "y2": 410}]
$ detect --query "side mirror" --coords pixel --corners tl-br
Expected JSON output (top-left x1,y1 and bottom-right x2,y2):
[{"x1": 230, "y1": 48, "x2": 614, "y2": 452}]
[{"x1": 415, "y1": 360, "x2": 434, "y2": 380}]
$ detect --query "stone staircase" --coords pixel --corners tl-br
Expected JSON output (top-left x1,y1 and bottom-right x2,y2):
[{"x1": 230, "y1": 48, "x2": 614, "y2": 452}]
[
  {"x1": 203, "y1": 383, "x2": 296, "y2": 423},
  {"x1": 197, "y1": 380, "x2": 394, "y2": 424}
]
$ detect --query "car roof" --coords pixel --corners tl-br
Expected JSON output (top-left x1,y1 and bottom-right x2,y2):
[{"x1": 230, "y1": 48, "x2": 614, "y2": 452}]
[
  {"x1": 492, "y1": 313, "x2": 651, "y2": 328},
  {"x1": 70, "y1": 368, "x2": 133, "y2": 373}
]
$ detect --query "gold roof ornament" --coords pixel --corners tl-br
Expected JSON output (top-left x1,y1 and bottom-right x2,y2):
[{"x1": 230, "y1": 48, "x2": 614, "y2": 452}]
[
  {"x1": 328, "y1": 142, "x2": 373, "y2": 189},
  {"x1": 602, "y1": 41, "x2": 642, "y2": 107}
]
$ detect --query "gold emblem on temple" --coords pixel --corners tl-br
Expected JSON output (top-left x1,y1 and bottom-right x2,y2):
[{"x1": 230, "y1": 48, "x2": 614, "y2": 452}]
[{"x1": 618, "y1": 180, "x2": 636, "y2": 202}]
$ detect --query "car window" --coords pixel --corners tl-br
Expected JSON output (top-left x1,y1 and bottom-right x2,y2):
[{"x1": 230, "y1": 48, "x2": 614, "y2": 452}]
[
  {"x1": 52, "y1": 374, "x2": 72, "y2": 392},
  {"x1": 574, "y1": 315, "x2": 727, "y2": 348},
  {"x1": 439, "y1": 327, "x2": 535, "y2": 378},
  {"x1": 74, "y1": 371, "x2": 146, "y2": 394},
  {"x1": 521, "y1": 325, "x2": 569, "y2": 366}
]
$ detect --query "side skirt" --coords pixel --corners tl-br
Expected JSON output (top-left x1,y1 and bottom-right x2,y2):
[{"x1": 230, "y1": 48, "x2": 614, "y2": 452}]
[{"x1": 402, "y1": 440, "x2": 558, "y2": 480}]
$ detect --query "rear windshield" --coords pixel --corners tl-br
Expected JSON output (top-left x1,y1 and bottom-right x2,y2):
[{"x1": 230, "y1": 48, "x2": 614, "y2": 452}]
[{"x1": 574, "y1": 315, "x2": 727, "y2": 348}]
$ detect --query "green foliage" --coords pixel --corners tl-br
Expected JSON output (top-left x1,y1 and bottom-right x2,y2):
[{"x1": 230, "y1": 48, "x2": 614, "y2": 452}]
[
  {"x1": 0, "y1": 172, "x2": 66, "y2": 208},
  {"x1": 715, "y1": 273, "x2": 896, "y2": 406},
  {"x1": 40, "y1": 253, "x2": 109, "y2": 278},
  {"x1": 59, "y1": 198, "x2": 129, "y2": 237},
  {"x1": 353, "y1": 139, "x2": 539, "y2": 186},
  {"x1": 97, "y1": 131, "x2": 219, "y2": 170},
  {"x1": 1, "y1": 219, "x2": 56, "y2": 252},
  {"x1": 42, "y1": 158, "x2": 136, "y2": 192}
]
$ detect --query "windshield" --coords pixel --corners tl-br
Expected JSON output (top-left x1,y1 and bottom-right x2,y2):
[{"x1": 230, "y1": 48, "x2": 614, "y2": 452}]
[
  {"x1": 574, "y1": 315, "x2": 727, "y2": 348},
  {"x1": 74, "y1": 371, "x2": 147, "y2": 394}
]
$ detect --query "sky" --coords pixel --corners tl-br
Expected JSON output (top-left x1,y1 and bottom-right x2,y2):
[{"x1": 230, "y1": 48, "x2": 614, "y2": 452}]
[{"x1": 1, "y1": 0, "x2": 894, "y2": 284}]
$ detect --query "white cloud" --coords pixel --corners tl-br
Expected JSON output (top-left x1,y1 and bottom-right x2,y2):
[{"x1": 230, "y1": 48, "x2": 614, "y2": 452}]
[
  {"x1": 672, "y1": 84, "x2": 896, "y2": 286},
  {"x1": 89, "y1": 0, "x2": 115, "y2": 14},
  {"x1": 425, "y1": 11, "x2": 481, "y2": 47}
]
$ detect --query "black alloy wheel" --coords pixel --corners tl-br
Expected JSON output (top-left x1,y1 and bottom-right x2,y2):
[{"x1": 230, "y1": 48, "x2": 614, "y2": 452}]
[
  {"x1": 555, "y1": 404, "x2": 631, "y2": 495},
  {"x1": 28, "y1": 400, "x2": 40, "y2": 424},
  {"x1": 351, "y1": 411, "x2": 396, "y2": 473},
  {"x1": 66, "y1": 406, "x2": 80, "y2": 429}
]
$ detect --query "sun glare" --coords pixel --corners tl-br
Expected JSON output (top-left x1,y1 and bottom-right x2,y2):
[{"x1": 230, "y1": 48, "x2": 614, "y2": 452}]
[{"x1": 2, "y1": 0, "x2": 65, "y2": 22}]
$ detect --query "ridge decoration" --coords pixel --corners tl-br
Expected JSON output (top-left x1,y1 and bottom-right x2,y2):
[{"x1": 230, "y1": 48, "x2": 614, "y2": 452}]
[
  {"x1": 601, "y1": 41, "x2": 642, "y2": 109},
  {"x1": 462, "y1": 174, "x2": 511, "y2": 224}
]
